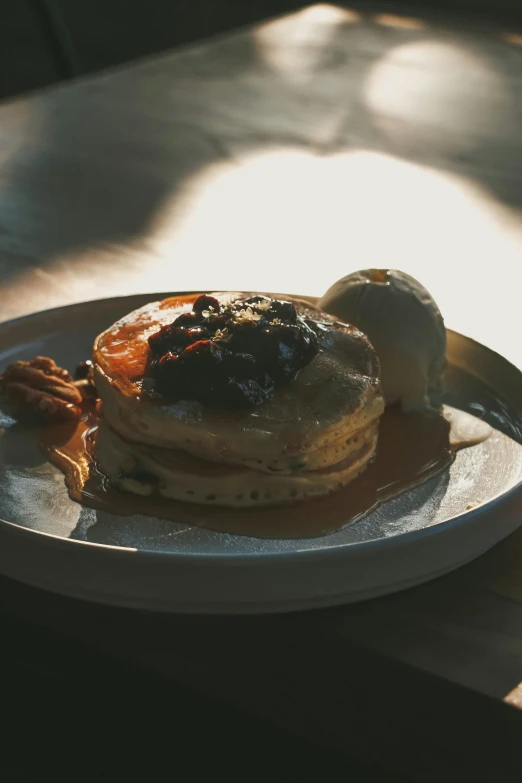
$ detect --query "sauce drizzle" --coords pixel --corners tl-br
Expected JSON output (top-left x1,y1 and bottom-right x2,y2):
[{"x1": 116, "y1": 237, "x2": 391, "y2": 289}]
[{"x1": 39, "y1": 405, "x2": 490, "y2": 540}]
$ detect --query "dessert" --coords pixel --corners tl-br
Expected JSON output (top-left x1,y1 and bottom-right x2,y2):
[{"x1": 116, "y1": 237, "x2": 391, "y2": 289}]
[
  {"x1": 0, "y1": 273, "x2": 494, "y2": 539},
  {"x1": 319, "y1": 269, "x2": 446, "y2": 411},
  {"x1": 93, "y1": 293, "x2": 384, "y2": 506}
]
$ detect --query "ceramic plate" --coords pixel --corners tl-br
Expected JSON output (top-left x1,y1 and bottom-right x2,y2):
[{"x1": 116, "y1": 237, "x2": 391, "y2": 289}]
[{"x1": 1, "y1": 294, "x2": 522, "y2": 613}]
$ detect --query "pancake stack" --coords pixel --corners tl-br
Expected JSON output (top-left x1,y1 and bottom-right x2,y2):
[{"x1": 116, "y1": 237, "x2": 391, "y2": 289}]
[{"x1": 93, "y1": 293, "x2": 384, "y2": 507}]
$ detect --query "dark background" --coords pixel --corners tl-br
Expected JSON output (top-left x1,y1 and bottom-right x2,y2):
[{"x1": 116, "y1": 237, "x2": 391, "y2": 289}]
[
  {"x1": 2, "y1": 612, "x2": 408, "y2": 781},
  {"x1": 2, "y1": 0, "x2": 522, "y2": 101}
]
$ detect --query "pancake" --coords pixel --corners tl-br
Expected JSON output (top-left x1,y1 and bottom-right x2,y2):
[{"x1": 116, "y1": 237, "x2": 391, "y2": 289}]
[
  {"x1": 94, "y1": 416, "x2": 379, "y2": 507},
  {"x1": 93, "y1": 293, "x2": 384, "y2": 478}
]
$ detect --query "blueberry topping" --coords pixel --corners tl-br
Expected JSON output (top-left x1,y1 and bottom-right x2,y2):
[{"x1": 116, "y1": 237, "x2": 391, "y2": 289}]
[{"x1": 147, "y1": 294, "x2": 319, "y2": 408}]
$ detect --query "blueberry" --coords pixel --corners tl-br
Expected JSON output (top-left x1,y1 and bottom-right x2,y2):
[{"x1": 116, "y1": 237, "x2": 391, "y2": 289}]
[
  {"x1": 193, "y1": 295, "x2": 220, "y2": 315},
  {"x1": 207, "y1": 314, "x2": 227, "y2": 331},
  {"x1": 184, "y1": 326, "x2": 209, "y2": 344},
  {"x1": 148, "y1": 324, "x2": 177, "y2": 356},
  {"x1": 173, "y1": 311, "x2": 201, "y2": 328},
  {"x1": 269, "y1": 300, "x2": 297, "y2": 324},
  {"x1": 155, "y1": 352, "x2": 184, "y2": 395},
  {"x1": 226, "y1": 378, "x2": 268, "y2": 408},
  {"x1": 181, "y1": 339, "x2": 224, "y2": 362},
  {"x1": 179, "y1": 341, "x2": 228, "y2": 388},
  {"x1": 273, "y1": 323, "x2": 300, "y2": 347}
]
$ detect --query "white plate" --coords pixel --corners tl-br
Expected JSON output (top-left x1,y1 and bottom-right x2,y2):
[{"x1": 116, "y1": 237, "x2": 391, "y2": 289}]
[{"x1": 1, "y1": 294, "x2": 522, "y2": 613}]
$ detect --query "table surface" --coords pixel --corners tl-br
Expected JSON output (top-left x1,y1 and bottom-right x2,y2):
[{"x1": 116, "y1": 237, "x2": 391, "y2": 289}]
[{"x1": 1, "y1": 4, "x2": 522, "y2": 781}]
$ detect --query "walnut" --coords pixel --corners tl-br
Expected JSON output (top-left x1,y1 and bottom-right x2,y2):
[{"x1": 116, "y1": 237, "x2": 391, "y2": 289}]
[{"x1": 0, "y1": 356, "x2": 83, "y2": 421}]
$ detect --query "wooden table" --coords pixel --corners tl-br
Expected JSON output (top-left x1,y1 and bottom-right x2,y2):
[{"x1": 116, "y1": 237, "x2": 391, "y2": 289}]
[{"x1": 1, "y1": 4, "x2": 522, "y2": 780}]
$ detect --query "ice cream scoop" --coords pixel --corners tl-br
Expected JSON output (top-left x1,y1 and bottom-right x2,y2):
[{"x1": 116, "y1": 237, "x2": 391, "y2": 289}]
[{"x1": 319, "y1": 269, "x2": 446, "y2": 411}]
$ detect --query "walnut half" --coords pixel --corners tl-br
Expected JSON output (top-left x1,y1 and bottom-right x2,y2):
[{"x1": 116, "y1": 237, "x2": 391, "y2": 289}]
[{"x1": 0, "y1": 356, "x2": 83, "y2": 421}]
